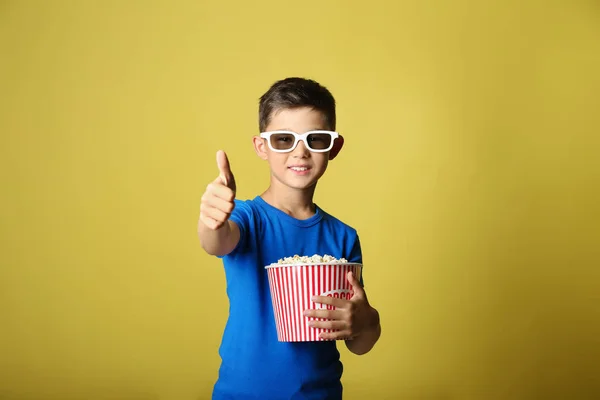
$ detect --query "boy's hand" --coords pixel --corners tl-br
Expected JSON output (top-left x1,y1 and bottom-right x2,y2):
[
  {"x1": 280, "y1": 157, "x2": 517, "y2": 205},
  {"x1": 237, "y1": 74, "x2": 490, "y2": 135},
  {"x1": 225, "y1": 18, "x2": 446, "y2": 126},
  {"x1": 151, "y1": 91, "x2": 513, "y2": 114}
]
[
  {"x1": 199, "y1": 150, "x2": 237, "y2": 230},
  {"x1": 304, "y1": 271, "x2": 379, "y2": 341}
]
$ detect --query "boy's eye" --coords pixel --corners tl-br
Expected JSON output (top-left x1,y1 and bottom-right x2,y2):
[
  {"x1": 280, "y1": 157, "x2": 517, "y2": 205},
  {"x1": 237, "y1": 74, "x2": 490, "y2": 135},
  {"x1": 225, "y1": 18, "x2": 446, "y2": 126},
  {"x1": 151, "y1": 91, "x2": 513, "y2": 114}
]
[
  {"x1": 273, "y1": 134, "x2": 293, "y2": 142},
  {"x1": 307, "y1": 134, "x2": 332, "y2": 149},
  {"x1": 270, "y1": 133, "x2": 296, "y2": 150}
]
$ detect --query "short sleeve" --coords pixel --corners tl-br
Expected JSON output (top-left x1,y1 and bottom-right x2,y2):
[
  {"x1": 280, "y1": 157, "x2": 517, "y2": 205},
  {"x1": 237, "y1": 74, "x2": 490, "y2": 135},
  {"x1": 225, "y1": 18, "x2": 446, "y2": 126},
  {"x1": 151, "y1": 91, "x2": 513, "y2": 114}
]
[
  {"x1": 217, "y1": 199, "x2": 253, "y2": 258},
  {"x1": 348, "y1": 234, "x2": 365, "y2": 287}
]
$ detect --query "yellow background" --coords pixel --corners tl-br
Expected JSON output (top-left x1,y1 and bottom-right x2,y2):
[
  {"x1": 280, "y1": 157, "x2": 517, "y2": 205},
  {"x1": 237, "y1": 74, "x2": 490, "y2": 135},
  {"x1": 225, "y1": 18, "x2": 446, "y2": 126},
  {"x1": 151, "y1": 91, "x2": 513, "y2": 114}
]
[{"x1": 1, "y1": 1, "x2": 599, "y2": 399}]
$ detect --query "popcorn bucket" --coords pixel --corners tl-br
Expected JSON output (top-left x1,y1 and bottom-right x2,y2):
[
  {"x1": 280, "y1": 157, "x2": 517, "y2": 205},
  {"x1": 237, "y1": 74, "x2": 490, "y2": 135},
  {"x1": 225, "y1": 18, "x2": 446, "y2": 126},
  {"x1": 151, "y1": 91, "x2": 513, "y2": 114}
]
[{"x1": 265, "y1": 263, "x2": 362, "y2": 342}]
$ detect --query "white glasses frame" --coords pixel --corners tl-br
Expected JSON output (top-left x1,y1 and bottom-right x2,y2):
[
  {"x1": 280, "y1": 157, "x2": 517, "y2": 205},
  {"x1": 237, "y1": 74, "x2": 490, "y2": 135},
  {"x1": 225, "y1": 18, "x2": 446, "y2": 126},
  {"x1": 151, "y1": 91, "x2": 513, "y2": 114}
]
[{"x1": 259, "y1": 130, "x2": 339, "y2": 153}]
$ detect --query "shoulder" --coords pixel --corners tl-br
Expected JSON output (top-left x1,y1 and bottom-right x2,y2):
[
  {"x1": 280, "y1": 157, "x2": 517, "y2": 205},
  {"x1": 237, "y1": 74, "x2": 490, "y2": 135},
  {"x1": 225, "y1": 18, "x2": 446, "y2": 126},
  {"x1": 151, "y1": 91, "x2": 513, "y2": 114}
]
[
  {"x1": 318, "y1": 206, "x2": 358, "y2": 237},
  {"x1": 233, "y1": 197, "x2": 258, "y2": 207},
  {"x1": 318, "y1": 206, "x2": 363, "y2": 263},
  {"x1": 232, "y1": 197, "x2": 262, "y2": 214},
  {"x1": 229, "y1": 197, "x2": 263, "y2": 228}
]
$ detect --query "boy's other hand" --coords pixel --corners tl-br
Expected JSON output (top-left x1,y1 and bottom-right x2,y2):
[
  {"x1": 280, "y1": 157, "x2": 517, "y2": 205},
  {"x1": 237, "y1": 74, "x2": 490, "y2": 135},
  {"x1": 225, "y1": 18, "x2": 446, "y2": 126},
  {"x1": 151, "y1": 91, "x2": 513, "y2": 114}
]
[
  {"x1": 199, "y1": 150, "x2": 237, "y2": 230},
  {"x1": 304, "y1": 271, "x2": 379, "y2": 341}
]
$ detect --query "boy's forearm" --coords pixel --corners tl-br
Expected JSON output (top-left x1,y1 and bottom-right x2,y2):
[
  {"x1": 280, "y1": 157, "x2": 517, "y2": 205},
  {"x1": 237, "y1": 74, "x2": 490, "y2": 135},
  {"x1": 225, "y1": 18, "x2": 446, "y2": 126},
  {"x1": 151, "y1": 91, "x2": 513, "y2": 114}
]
[
  {"x1": 197, "y1": 220, "x2": 239, "y2": 257},
  {"x1": 345, "y1": 306, "x2": 381, "y2": 355}
]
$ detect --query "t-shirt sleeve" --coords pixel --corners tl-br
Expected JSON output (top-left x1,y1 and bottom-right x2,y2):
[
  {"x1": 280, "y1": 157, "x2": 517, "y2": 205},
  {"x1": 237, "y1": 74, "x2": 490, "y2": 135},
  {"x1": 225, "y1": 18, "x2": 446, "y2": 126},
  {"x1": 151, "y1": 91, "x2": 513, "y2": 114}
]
[
  {"x1": 217, "y1": 199, "x2": 253, "y2": 259},
  {"x1": 348, "y1": 234, "x2": 365, "y2": 287}
]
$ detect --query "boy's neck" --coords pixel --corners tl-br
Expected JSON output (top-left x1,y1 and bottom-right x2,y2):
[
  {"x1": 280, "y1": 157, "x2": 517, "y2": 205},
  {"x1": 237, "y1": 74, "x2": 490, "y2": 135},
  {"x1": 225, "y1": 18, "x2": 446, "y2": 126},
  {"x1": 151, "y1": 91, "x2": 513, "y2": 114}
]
[{"x1": 261, "y1": 183, "x2": 317, "y2": 220}]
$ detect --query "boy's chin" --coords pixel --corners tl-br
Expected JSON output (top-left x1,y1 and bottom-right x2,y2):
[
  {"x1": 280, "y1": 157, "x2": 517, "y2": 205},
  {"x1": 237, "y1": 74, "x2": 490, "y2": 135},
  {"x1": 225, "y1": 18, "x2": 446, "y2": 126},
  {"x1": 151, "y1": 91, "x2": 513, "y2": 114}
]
[
  {"x1": 289, "y1": 182, "x2": 318, "y2": 191},
  {"x1": 284, "y1": 179, "x2": 319, "y2": 190},
  {"x1": 273, "y1": 175, "x2": 320, "y2": 191}
]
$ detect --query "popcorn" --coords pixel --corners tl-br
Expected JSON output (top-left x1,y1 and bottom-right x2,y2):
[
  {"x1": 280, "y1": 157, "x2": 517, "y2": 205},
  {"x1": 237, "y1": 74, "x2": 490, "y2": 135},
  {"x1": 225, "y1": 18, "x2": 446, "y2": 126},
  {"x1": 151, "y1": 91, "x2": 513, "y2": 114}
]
[{"x1": 275, "y1": 254, "x2": 348, "y2": 265}]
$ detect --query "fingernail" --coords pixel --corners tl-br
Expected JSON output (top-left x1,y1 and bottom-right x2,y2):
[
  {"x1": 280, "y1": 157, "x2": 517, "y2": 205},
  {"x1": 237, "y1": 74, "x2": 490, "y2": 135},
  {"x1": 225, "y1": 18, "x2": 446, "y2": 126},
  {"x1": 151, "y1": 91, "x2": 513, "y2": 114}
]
[{"x1": 311, "y1": 296, "x2": 317, "y2": 302}]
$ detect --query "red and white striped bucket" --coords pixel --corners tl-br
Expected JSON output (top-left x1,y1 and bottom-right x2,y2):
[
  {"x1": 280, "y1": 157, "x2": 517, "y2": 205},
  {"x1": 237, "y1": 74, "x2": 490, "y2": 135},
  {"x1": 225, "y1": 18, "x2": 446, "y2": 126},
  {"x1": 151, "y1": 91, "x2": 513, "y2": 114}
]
[{"x1": 265, "y1": 263, "x2": 362, "y2": 342}]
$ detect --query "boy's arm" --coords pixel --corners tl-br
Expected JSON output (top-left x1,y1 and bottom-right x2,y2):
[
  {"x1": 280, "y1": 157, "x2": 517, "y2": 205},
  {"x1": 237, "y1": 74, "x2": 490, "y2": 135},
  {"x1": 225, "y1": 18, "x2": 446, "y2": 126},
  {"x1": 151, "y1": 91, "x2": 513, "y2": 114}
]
[
  {"x1": 197, "y1": 150, "x2": 239, "y2": 257},
  {"x1": 198, "y1": 219, "x2": 240, "y2": 257}
]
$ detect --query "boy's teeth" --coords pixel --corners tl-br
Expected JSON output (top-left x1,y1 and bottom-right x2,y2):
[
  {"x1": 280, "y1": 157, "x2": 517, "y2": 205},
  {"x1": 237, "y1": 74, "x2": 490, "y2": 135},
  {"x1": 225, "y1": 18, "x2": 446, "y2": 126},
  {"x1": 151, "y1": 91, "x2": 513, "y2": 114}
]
[{"x1": 290, "y1": 167, "x2": 308, "y2": 171}]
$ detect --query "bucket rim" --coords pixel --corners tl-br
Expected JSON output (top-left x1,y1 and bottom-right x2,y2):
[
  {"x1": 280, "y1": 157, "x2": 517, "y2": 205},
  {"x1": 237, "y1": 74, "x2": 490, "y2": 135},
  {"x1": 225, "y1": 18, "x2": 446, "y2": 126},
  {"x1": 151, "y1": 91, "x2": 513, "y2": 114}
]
[{"x1": 264, "y1": 262, "x2": 362, "y2": 269}]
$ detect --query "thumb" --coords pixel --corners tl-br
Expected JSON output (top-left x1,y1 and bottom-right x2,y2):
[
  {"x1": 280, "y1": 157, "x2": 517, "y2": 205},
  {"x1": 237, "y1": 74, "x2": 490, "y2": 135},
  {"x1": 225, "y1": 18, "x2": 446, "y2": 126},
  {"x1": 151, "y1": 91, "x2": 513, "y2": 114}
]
[
  {"x1": 348, "y1": 271, "x2": 365, "y2": 298},
  {"x1": 216, "y1": 150, "x2": 234, "y2": 188}
]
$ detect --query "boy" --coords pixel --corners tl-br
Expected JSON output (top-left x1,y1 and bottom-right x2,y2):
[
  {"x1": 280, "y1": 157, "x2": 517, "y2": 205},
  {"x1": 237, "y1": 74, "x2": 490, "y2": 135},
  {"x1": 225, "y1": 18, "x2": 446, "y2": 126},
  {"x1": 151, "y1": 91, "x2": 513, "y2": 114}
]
[{"x1": 198, "y1": 77, "x2": 381, "y2": 399}]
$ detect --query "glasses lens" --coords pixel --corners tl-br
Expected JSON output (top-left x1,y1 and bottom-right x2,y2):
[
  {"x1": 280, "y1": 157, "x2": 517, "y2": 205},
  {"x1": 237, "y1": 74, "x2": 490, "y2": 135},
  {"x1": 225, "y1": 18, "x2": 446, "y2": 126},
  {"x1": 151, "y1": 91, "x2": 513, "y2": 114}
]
[
  {"x1": 307, "y1": 133, "x2": 332, "y2": 150},
  {"x1": 270, "y1": 133, "x2": 296, "y2": 150}
]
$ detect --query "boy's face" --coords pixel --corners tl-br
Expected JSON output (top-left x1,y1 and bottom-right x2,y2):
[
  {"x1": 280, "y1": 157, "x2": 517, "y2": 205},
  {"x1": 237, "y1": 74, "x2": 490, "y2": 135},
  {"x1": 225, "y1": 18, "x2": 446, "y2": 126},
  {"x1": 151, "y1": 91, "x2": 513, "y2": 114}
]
[{"x1": 253, "y1": 107, "x2": 333, "y2": 191}]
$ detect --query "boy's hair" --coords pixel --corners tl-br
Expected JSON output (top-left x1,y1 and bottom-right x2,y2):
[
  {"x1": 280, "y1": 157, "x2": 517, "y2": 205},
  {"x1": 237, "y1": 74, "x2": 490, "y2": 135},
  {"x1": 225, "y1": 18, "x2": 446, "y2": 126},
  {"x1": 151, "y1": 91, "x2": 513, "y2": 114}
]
[{"x1": 258, "y1": 77, "x2": 336, "y2": 132}]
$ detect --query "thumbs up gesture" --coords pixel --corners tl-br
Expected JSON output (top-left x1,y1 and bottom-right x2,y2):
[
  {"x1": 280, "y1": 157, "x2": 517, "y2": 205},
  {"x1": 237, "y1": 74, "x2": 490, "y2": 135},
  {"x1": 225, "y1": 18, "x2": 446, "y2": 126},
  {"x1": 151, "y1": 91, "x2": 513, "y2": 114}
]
[{"x1": 199, "y1": 150, "x2": 237, "y2": 230}]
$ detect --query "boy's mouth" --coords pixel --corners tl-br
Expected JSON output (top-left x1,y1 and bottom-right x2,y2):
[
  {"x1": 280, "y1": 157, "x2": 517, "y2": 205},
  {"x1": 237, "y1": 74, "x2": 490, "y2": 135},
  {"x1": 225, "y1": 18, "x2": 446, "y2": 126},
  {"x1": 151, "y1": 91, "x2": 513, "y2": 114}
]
[{"x1": 288, "y1": 165, "x2": 311, "y2": 175}]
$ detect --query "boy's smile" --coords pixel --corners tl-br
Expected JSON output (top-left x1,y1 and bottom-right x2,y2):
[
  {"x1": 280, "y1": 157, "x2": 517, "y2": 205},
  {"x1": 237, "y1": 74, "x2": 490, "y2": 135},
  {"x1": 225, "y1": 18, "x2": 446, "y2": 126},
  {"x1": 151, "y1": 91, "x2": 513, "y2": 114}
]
[{"x1": 288, "y1": 165, "x2": 311, "y2": 175}]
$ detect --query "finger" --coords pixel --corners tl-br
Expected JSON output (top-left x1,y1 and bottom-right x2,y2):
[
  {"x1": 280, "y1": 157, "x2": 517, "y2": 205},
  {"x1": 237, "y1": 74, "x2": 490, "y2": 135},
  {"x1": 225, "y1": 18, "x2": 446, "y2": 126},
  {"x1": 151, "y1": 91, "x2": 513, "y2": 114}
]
[
  {"x1": 312, "y1": 295, "x2": 349, "y2": 309},
  {"x1": 202, "y1": 205, "x2": 229, "y2": 224},
  {"x1": 348, "y1": 271, "x2": 365, "y2": 298},
  {"x1": 319, "y1": 331, "x2": 354, "y2": 341},
  {"x1": 308, "y1": 320, "x2": 346, "y2": 331},
  {"x1": 202, "y1": 192, "x2": 235, "y2": 214},
  {"x1": 207, "y1": 179, "x2": 235, "y2": 202},
  {"x1": 304, "y1": 309, "x2": 344, "y2": 320},
  {"x1": 216, "y1": 150, "x2": 233, "y2": 187},
  {"x1": 199, "y1": 212, "x2": 222, "y2": 230}
]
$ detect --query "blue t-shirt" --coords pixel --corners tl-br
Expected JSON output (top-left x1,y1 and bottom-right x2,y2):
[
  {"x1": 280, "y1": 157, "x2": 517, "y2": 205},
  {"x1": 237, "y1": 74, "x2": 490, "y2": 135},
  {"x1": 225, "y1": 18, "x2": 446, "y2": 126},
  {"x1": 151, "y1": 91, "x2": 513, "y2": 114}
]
[{"x1": 212, "y1": 196, "x2": 363, "y2": 400}]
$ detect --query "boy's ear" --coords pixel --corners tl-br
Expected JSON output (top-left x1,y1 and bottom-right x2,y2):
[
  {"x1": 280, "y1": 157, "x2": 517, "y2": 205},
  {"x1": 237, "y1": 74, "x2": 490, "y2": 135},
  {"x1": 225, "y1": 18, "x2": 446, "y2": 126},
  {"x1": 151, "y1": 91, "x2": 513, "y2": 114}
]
[
  {"x1": 252, "y1": 136, "x2": 269, "y2": 160},
  {"x1": 328, "y1": 135, "x2": 344, "y2": 160}
]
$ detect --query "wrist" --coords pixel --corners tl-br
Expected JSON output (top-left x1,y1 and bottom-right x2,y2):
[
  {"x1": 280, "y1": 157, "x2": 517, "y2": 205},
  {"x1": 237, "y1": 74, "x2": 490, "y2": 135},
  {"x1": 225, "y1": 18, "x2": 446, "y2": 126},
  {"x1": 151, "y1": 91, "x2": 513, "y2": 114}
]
[{"x1": 368, "y1": 306, "x2": 380, "y2": 330}]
